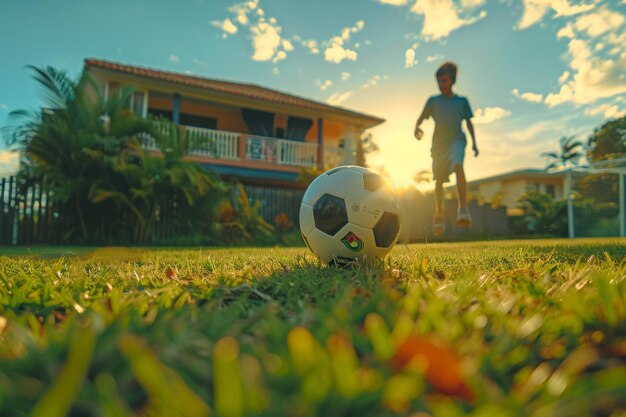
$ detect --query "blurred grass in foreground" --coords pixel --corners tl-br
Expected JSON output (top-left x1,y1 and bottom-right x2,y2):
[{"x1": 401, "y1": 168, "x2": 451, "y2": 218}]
[{"x1": 0, "y1": 238, "x2": 625, "y2": 416}]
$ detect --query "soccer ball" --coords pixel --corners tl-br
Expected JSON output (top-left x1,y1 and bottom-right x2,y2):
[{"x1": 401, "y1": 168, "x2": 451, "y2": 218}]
[{"x1": 299, "y1": 165, "x2": 402, "y2": 264}]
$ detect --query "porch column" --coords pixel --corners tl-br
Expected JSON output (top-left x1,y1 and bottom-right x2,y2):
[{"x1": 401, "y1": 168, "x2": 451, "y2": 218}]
[
  {"x1": 342, "y1": 126, "x2": 358, "y2": 165},
  {"x1": 317, "y1": 118, "x2": 324, "y2": 170},
  {"x1": 238, "y1": 134, "x2": 247, "y2": 160},
  {"x1": 173, "y1": 94, "x2": 181, "y2": 125}
]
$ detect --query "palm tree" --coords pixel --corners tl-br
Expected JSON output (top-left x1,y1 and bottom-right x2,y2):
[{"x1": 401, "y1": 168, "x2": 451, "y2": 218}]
[
  {"x1": 2, "y1": 66, "x2": 225, "y2": 243},
  {"x1": 541, "y1": 136, "x2": 585, "y2": 170},
  {"x1": 90, "y1": 120, "x2": 226, "y2": 242},
  {"x1": 413, "y1": 169, "x2": 431, "y2": 184}
]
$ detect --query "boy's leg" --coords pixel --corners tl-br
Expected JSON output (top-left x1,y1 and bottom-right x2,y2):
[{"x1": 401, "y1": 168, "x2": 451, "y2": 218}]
[
  {"x1": 454, "y1": 164, "x2": 467, "y2": 209},
  {"x1": 432, "y1": 180, "x2": 445, "y2": 236},
  {"x1": 434, "y1": 180, "x2": 444, "y2": 214},
  {"x1": 454, "y1": 164, "x2": 472, "y2": 226}
]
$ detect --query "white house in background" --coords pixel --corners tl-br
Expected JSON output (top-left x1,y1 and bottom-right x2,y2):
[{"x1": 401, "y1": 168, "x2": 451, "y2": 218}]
[{"x1": 446, "y1": 169, "x2": 567, "y2": 216}]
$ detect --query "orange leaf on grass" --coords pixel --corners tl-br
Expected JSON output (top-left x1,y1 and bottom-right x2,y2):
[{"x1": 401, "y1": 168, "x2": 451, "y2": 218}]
[
  {"x1": 165, "y1": 266, "x2": 176, "y2": 279},
  {"x1": 390, "y1": 335, "x2": 474, "y2": 402}
]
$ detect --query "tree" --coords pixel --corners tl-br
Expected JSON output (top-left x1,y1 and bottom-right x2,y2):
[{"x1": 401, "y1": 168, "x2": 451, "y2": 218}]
[
  {"x1": 586, "y1": 115, "x2": 626, "y2": 161},
  {"x1": 413, "y1": 169, "x2": 431, "y2": 184},
  {"x1": 518, "y1": 190, "x2": 567, "y2": 236},
  {"x1": 90, "y1": 120, "x2": 226, "y2": 242},
  {"x1": 540, "y1": 135, "x2": 585, "y2": 170},
  {"x1": 2, "y1": 65, "x2": 225, "y2": 243},
  {"x1": 355, "y1": 132, "x2": 379, "y2": 167}
]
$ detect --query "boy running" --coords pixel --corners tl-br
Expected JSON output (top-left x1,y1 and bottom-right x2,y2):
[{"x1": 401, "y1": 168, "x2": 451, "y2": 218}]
[{"x1": 414, "y1": 62, "x2": 478, "y2": 236}]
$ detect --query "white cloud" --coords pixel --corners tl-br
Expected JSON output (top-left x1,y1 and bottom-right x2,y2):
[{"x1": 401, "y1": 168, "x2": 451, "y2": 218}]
[
  {"x1": 250, "y1": 21, "x2": 282, "y2": 61},
  {"x1": 426, "y1": 54, "x2": 444, "y2": 63},
  {"x1": 272, "y1": 50, "x2": 287, "y2": 63},
  {"x1": 517, "y1": 0, "x2": 595, "y2": 30},
  {"x1": 302, "y1": 39, "x2": 320, "y2": 54},
  {"x1": 512, "y1": 88, "x2": 544, "y2": 103},
  {"x1": 377, "y1": 0, "x2": 408, "y2": 5},
  {"x1": 341, "y1": 72, "x2": 352, "y2": 81},
  {"x1": 212, "y1": 18, "x2": 238, "y2": 35},
  {"x1": 318, "y1": 79, "x2": 333, "y2": 91},
  {"x1": 363, "y1": 75, "x2": 382, "y2": 89},
  {"x1": 228, "y1": 0, "x2": 257, "y2": 25},
  {"x1": 410, "y1": 0, "x2": 487, "y2": 40},
  {"x1": 558, "y1": 70, "x2": 570, "y2": 84},
  {"x1": 544, "y1": 38, "x2": 626, "y2": 106},
  {"x1": 169, "y1": 54, "x2": 179, "y2": 63},
  {"x1": 573, "y1": 8, "x2": 624, "y2": 38},
  {"x1": 272, "y1": 67, "x2": 280, "y2": 76},
  {"x1": 327, "y1": 91, "x2": 353, "y2": 106},
  {"x1": 473, "y1": 107, "x2": 512, "y2": 124},
  {"x1": 405, "y1": 48, "x2": 416, "y2": 68},
  {"x1": 0, "y1": 103, "x2": 7, "y2": 110},
  {"x1": 281, "y1": 39, "x2": 294, "y2": 51},
  {"x1": 236, "y1": 12, "x2": 249, "y2": 25},
  {"x1": 557, "y1": 23, "x2": 575, "y2": 39},
  {"x1": 220, "y1": 1, "x2": 294, "y2": 63},
  {"x1": 324, "y1": 38, "x2": 358, "y2": 64},
  {"x1": 585, "y1": 103, "x2": 626, "y2": 119},
  {"x1": 461, "y1": 0, "x2": 486, "y2": 6}
]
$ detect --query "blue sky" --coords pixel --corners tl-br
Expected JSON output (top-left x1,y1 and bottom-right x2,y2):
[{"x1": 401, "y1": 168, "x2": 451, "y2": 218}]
[{"x1": 1, "y1": 0, "x2": 625, "y2": 186}]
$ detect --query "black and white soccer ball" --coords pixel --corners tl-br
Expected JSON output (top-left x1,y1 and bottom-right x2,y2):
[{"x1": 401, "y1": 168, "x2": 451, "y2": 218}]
[{"x1": 299, "y1": 165, "x2": 401, "y2": 264}]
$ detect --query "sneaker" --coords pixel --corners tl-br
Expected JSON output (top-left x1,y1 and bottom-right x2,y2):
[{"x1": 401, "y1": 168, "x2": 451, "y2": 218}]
[
  {"x1": 432, "y1": 211, "x2": 445, "y2": 236},
  {"x1": 457, "y1": 207, "x2": 472, "y2": 227}
]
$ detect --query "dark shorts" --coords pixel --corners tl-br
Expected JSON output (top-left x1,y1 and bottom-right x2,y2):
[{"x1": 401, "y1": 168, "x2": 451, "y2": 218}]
[{"x1": 432, "y1": 140, "x2": 466, "y2": 183}]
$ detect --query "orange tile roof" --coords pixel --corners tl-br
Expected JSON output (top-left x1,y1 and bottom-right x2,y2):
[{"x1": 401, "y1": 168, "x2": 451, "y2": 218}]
[{"x1": 84, "y1": 59, "x2": 385, "y2": 127}]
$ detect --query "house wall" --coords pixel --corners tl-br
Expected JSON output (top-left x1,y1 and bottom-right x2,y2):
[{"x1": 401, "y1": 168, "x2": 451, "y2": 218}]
[
  {"x1": 147, "y1": 92, "x2": 353, "y2": 146},
  {"x1": 94, "y1": 71, "x2": 365, "y2": 171},
  {"x1": 477, "y1": 182, "x2": 502, "y2": 205},
  {"x1": 501, "y1": 179, "x2": 528, "y2": 210}
]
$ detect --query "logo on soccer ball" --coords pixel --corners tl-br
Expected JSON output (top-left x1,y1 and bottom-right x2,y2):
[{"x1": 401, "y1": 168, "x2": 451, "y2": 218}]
[{"x1": 341, "y1": 231, "x2": 363, "y2": 251}]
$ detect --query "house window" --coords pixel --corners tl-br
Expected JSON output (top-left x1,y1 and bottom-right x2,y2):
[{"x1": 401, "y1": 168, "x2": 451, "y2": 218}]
[
  {"x1": 179, "y1": 113, "x2": 217, "y2": 130},
  {"x1": 546, "y1": 184, "x2": 556, "y2": 198},
  {"x1": 132, "y1": 92, "x2": 146, "y2": 117},
  {"x1": 148, "y1": 108, "x2": 173, "y2": 121},
  {"x1": 275, "y1": 127, "x2": 285, "y2": 139},
  {"x1": 108, "y1": 82, "x2": 147, "y2": 117}
]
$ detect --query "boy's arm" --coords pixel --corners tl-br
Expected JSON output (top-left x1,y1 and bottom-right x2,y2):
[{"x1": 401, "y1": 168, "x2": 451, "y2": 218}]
[
  {"x1": 414, "y1": 114, "x2": 426, "y2": 139},
  {"x1": 414, "y1": 99, "x2": 431, "y2": 140},
  {"x1": 466, "y1": 119, "x2": 479, "y2": 157}
]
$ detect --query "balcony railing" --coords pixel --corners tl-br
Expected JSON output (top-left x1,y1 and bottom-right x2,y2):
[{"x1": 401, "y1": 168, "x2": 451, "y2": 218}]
[
  {"x1": 187, "y1": 127, "x2": 239, "y2": 160},
  {"x1": 246, "y1": 135, "x2": 318, "y2": 167},
  {"x1": 141, "y1": 125, "x2": 334, "y2": 169}
]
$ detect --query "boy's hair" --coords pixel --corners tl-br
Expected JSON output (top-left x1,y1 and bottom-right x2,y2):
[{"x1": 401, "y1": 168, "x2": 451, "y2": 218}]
[{"x1": 436, "y1": 62, "x2": 458, "y2": 84}]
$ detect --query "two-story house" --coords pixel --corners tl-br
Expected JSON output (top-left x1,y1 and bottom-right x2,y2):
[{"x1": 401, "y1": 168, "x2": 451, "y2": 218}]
[{"x1": 84, "y1": 59, "x2": 385, "y2": 192}]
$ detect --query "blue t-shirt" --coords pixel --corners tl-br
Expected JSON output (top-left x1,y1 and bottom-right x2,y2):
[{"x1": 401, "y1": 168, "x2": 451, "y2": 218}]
[{"x1": 421, "y1": 94, "x2": 473, "y2": 156}]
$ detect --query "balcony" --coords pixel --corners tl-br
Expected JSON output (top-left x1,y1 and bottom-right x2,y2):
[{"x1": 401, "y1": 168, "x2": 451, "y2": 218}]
[{"x1": 140, "y1": 125, "x2": 346, "y2": 170}]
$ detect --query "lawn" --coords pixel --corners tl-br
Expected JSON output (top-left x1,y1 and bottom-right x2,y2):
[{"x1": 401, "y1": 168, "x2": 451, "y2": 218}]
[{"x1": 0, "y1": 239, "x2": 625, "y2": 416}]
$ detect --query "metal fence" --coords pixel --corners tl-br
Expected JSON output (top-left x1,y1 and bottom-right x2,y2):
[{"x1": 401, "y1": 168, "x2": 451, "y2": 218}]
[
  {"x1": 243, "y1": 185, "x2": 304, "y2": 227},
  {"x1": 1, "y1": 176, "x2": 55, "y2": 245},
  {"x1": 0, "y1": 176, "x2": 305, "y2": 245}
]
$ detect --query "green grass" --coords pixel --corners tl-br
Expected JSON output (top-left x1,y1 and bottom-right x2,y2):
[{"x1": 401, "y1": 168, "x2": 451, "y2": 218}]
[{"x1": 0, "y1": 239, "x2": 625, "y2": 416}]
